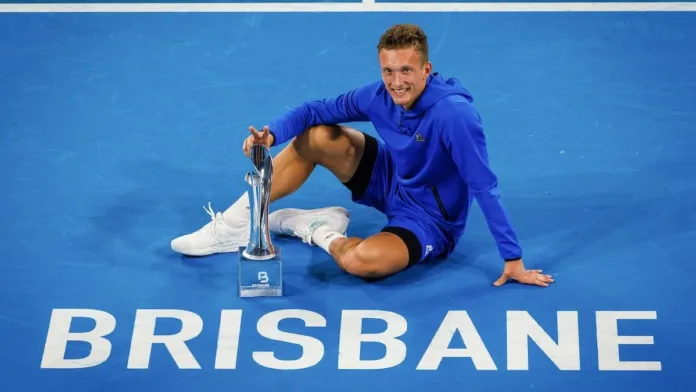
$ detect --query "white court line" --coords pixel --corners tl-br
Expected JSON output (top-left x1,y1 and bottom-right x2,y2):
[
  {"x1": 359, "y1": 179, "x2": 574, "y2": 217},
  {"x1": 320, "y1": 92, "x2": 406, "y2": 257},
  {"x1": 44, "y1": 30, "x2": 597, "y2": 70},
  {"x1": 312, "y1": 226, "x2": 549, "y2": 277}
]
[{"x1": 1, "y1": 2, "x2": 696, "y2": 13}]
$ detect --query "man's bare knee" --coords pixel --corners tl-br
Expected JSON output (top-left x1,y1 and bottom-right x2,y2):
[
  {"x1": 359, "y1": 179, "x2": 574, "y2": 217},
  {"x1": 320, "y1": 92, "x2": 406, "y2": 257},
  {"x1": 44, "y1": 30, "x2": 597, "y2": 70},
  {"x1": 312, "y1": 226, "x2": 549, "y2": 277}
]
[
  {"x1": 291, "y1": 124, "x2": 364, "y2": 183},
  {"x1": 293, "y1": 125, "x2": 342, "y2": 155},
  {"x1": 309, "y1": 124, "x2": 344, "y2": 144}
]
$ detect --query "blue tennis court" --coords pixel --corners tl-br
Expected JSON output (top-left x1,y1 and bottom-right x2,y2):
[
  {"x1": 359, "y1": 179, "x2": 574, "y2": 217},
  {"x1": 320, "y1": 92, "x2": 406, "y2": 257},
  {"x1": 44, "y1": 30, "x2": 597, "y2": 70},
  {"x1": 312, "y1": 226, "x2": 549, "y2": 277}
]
[{"x1": 1, "y1": 2, "x2": 695, "y2": 391}]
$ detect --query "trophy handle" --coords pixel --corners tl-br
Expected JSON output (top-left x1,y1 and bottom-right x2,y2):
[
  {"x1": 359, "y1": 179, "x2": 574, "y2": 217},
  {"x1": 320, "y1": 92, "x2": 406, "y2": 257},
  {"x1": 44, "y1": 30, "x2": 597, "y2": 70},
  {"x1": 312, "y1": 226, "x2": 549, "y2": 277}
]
[{"x1": 249, "y1": 144, "x2": 273, "y2": 185}]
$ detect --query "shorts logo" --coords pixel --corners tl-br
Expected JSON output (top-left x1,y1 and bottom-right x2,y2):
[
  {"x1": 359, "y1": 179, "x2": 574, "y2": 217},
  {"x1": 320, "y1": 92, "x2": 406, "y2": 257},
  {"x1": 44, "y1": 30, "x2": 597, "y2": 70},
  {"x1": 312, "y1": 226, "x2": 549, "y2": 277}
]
[
  {"x1": 425, "y1": 245, "x2": 433, "y2": 255},
  {"x1": 415, "y1": 133, "x2": 425, "y2": 142}
]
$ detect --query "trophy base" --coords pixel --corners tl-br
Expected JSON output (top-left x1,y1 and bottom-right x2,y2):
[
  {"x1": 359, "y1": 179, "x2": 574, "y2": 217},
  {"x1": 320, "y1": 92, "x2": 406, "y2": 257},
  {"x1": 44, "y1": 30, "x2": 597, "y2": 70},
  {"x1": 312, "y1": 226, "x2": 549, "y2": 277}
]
[{"x1": 238, "y1": 246, "x2": 283, "y2": 297}]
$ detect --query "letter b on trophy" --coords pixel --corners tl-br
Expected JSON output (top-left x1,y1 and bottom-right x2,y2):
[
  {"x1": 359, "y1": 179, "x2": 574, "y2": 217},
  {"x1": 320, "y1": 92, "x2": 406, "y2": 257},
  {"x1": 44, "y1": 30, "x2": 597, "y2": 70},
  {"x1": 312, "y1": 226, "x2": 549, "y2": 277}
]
[{"x1": 238, "y1": 144, "x2": 283, "y2": 297}]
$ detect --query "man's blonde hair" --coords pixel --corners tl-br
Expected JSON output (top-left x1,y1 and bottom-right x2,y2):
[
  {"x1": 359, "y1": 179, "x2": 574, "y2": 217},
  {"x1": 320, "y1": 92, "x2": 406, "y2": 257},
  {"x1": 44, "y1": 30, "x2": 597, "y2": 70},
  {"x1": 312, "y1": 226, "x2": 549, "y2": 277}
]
[{"x1": 377, "y1": 24, "x2": 429, "y2": 63}]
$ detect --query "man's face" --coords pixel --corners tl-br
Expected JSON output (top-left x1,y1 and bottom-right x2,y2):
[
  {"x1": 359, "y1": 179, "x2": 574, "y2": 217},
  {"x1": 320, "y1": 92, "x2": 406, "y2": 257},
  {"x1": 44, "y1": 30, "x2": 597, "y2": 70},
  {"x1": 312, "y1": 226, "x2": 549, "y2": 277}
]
[{"x1": 378, "y1": 46, "x2": 432, "y2": 110}]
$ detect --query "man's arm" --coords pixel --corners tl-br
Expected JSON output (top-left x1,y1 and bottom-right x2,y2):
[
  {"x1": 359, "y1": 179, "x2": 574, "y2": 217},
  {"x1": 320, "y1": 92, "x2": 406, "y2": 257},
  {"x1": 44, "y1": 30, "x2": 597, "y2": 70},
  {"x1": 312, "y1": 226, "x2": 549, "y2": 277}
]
[
  {"x1": 267, "y1": 82, "x2": 378, "y2": 146},
  {"x1": 441, "y1": 103, "x2": 523, "y2": 262}
]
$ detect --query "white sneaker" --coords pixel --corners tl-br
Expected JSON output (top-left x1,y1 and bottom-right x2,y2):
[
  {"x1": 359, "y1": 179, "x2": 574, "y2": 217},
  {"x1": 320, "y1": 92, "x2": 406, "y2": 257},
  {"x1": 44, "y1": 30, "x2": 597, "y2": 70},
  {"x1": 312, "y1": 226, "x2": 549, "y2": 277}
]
[
  {"x1": 268, "y1": 206, "x2": 350, "y2": 245},
  {"x1": 171, "y1": 202, "x2": 249, "y2": 256}
]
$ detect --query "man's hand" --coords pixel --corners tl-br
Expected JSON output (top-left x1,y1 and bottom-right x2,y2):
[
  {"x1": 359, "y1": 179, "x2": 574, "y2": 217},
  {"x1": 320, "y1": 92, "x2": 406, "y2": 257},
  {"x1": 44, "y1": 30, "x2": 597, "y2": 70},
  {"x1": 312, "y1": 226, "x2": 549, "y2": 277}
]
[
  {"x1": 493, "y1": 259, "x2": 554, "y2": 287},
  {"x1": 243, "y1": 125, "x2": 275, "y2": 157}
]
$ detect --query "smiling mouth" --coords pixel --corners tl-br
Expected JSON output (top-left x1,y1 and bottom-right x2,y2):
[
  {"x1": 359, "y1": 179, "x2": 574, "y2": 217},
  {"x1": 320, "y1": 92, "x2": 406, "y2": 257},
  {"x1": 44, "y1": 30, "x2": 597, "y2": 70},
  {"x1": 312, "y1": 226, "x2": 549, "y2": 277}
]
[{"x1": 392, "y1": 88, "x2": 408, "y2": 96}]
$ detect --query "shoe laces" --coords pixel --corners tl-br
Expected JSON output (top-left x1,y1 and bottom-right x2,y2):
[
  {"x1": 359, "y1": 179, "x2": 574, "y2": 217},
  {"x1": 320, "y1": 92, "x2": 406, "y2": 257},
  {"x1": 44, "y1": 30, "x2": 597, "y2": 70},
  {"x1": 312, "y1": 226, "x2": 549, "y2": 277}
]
[{"x1": 202, "y1": 202, "x2": 226, "y2": 236}]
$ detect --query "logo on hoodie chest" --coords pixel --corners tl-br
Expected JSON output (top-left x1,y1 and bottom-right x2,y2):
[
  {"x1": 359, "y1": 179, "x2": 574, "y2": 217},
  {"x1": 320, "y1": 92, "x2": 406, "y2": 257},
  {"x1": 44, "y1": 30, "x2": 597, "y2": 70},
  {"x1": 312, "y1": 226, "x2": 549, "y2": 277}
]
[
  {"x1": 397, "y1": 119, "x2": 426, "y2": 144},
  {"x1": 397, "y1": 117, "x2": 425, "y2": 141}
]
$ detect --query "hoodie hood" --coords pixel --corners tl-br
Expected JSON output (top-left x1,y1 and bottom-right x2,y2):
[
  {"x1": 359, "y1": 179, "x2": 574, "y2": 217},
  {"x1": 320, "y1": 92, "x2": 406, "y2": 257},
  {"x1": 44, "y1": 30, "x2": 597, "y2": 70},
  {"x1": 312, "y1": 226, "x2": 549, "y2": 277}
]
[{"x1": 406, "y1": 72, "x2": 474, "y2": 115}]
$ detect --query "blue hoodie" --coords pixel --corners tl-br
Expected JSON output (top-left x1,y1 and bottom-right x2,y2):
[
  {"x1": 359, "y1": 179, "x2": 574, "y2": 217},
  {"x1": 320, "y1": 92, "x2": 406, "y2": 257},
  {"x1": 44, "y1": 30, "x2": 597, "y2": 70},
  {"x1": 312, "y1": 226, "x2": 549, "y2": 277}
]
[{"x1": 267, "y1": 73, "x2": 522, "y2": 262}]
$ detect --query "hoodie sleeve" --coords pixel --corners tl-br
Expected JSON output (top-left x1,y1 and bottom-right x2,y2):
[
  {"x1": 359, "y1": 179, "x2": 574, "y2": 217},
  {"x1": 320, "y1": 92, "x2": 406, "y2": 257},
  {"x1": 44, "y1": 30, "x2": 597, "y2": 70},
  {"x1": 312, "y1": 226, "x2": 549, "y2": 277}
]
[
  {"x1": 441, "y1": 103, "x2": 523, "y2": 262},
  {"x1": 267, "y1": 82, "x2": 377, "y2": 146}
]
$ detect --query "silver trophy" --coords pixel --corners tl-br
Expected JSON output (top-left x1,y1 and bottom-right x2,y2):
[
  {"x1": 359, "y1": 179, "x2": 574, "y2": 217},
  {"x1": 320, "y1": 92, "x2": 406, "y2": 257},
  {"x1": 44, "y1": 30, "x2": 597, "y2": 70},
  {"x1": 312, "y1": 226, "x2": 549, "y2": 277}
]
[{"x1": 238, "y1": 144, "x2": 283, "y2": 297}]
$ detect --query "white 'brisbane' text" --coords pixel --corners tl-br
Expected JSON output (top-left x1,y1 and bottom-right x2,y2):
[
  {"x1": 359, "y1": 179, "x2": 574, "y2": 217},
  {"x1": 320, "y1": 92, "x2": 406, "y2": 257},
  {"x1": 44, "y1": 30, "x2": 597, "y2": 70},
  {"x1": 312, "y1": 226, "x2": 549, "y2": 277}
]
[{"x1": 40, "y1": 309, "x2": 661, "y2": 371}]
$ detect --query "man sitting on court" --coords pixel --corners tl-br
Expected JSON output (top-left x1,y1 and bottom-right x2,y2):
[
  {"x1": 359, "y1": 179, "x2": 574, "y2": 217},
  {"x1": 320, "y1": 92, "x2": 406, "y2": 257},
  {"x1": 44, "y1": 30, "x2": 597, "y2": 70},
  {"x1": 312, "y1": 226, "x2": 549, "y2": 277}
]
[{"x1": 171, "y1": 24, "x2": 553, "y2": 288}]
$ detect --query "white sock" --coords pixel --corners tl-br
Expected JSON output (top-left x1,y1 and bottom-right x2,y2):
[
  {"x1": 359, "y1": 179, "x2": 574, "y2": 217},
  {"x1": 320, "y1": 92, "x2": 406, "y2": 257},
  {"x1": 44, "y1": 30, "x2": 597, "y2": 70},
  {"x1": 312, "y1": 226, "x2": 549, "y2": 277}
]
[
  {"x1": 311, "y1": 224, "x2": 346, "y2": 254},
  {"x1": 222, "y1": 192, "x2": 250, "y2": 226}
]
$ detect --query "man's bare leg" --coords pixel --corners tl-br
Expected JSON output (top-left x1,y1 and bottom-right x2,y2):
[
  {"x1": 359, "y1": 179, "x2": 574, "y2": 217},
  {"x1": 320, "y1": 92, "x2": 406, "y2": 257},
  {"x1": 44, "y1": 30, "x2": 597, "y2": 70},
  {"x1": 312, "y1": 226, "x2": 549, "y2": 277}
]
[
  {"x1": 264, "y1": 125, "x2": 412, "y2": 279},
  {"x1": 270, "y1": 124, "x2": 367, "y2": 202},
  {"x1": 327, "y1": 233, "x2": 411, "y2": 279}
]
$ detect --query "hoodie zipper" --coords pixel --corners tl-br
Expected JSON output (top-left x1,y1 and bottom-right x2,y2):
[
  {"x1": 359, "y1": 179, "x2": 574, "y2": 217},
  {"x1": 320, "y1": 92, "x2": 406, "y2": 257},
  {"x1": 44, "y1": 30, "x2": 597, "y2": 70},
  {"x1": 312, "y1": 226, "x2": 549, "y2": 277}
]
[
  {"x1": 398, "y1": 111, "x2": 407, "y2": 134},
  {"x1": 430, "y1": 185, "x2": 450, "y2": 221}
]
